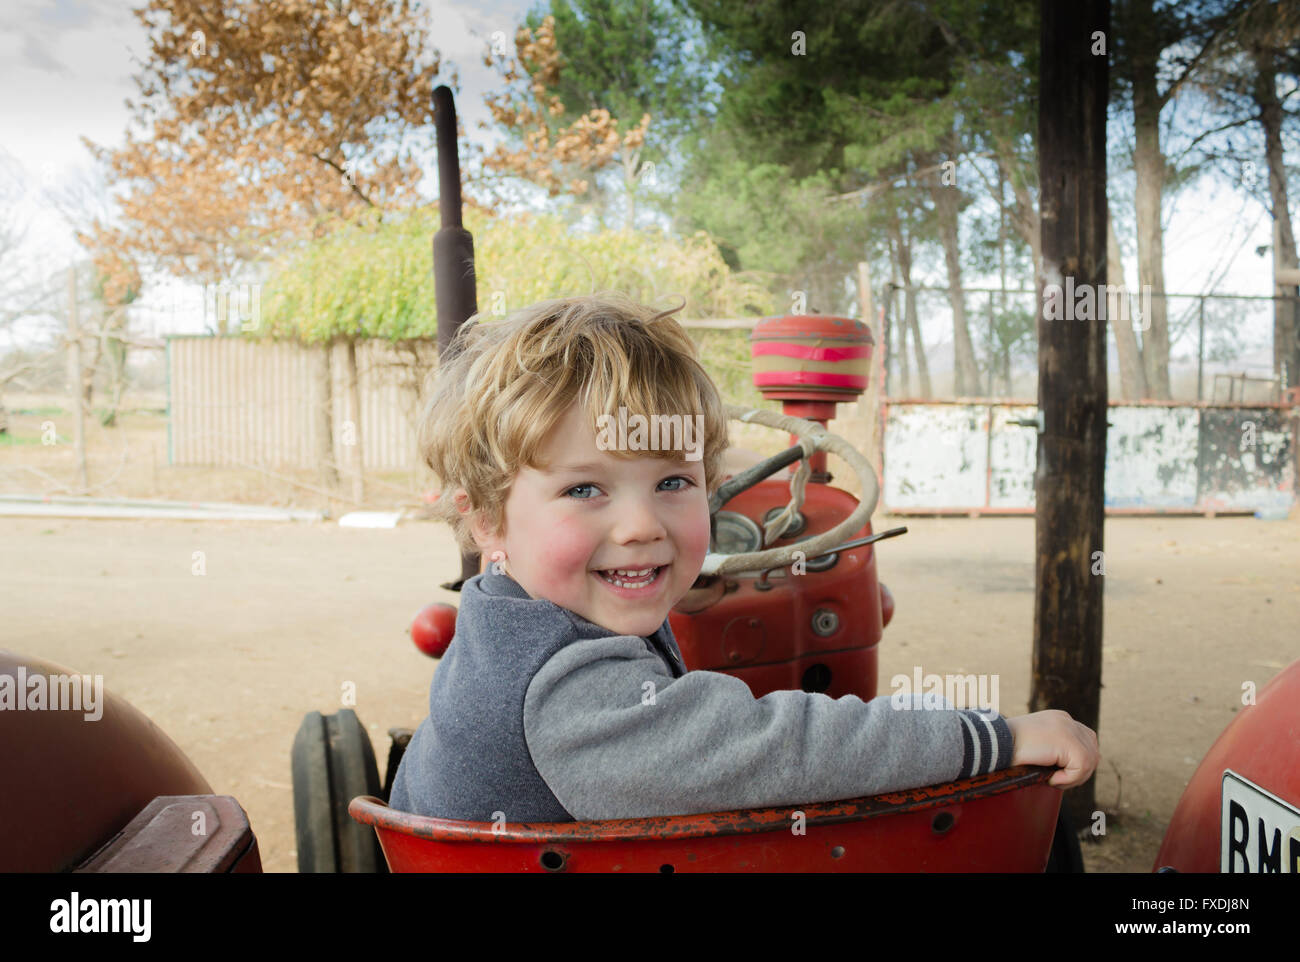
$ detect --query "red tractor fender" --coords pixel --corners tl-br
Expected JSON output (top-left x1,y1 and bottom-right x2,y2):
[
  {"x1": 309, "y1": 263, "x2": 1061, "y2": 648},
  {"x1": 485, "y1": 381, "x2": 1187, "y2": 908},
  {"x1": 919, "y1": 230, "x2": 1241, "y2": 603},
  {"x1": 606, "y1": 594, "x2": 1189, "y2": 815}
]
[
  {"x1": 0, "y1": 651, "x2": 261, "y2": 872},
  {"x1": 1153, "y1": 658, "x2": 1300, "y2": 872}
]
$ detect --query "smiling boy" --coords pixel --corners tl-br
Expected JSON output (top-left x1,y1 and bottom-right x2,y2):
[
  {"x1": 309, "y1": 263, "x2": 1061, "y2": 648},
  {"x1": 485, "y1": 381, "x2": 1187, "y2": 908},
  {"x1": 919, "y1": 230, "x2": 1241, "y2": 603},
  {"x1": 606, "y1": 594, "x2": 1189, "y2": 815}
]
[{"x1": 388, "y1": 292, "x2": 1098, "y2": 823}]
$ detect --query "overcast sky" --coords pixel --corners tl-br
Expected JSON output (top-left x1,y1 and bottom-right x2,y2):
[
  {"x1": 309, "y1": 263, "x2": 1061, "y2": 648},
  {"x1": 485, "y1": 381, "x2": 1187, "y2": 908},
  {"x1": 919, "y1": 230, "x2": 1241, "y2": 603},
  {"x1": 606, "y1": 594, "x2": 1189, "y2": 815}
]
[{"x1": 0, "y1": 0, "x2": 1282, "y2": 366}]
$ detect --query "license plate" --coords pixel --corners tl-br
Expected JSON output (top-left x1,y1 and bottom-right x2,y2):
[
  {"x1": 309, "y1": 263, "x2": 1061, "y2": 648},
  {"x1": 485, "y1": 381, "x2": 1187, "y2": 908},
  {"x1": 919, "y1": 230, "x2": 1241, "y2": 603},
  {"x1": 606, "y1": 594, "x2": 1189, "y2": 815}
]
[{"x1": 1221, "y1": 769, "x2": 1300, "y2": 872}]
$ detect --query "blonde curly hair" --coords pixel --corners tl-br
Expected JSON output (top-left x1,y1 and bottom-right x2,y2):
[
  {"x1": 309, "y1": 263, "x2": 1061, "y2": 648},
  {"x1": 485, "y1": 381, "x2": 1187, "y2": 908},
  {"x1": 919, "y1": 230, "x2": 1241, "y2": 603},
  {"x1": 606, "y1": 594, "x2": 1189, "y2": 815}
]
[{"x1": 417, "y1": 291, "x2": 732, "y2": 555}]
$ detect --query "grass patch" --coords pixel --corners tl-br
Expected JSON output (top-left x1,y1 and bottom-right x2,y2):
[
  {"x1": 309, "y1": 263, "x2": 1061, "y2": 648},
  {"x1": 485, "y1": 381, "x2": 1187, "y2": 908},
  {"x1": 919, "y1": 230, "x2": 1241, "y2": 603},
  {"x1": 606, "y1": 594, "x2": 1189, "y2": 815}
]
[{"x1": 0, "y1": 432, "x2": 43, "y2": 446}]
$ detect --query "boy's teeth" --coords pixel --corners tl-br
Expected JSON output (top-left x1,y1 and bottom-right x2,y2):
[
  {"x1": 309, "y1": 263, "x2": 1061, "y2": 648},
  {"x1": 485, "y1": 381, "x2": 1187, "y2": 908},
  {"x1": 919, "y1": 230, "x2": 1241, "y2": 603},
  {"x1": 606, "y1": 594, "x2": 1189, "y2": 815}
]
[{"x1": 600, "y1": 566, "x2": 659, "y2": 586}]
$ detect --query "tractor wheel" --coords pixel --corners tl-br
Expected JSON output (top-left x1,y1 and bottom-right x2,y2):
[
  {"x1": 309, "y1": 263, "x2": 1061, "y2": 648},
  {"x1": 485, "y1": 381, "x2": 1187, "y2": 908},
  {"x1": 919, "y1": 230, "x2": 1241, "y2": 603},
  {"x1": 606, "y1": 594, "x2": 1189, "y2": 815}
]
[
  {"x1": 1045, "y1": 808, "x2": 1085, "y2": 873},
  {"x1": 292, "y1": 709, "x2": 387, "y2": 873}
]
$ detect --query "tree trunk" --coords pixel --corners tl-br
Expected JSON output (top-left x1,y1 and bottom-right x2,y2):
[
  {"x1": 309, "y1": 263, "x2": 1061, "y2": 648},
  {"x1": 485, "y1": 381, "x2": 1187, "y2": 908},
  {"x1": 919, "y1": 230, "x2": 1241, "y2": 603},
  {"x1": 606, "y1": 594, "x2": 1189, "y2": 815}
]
[
  {"x1": 1252, "y1": 49, "x2": 1300, "y2": 392},
  {"x1": 907, "y1": 280, "x2": 930, "y2": 398},
  {"x1": 998, "y1": 166, "x2": 1009, "y2": 397},
  {"x1": 897, "y1": 294, "x2": 910, "y2": 393},
  {"x1": 102, "y1": 329, "x2": 127, "y2": 428},
  {"x1": 66, "y1": 265, "x2": 89, "y2": 492},
  {"x1": 929, "y1": 172, "x2": 980, "y2": 396},
  {"x1": 888, "y1": 208, "x2": 932, "y2": 396},
  {"x1": 857, "y1": 260, "x2": 885, "y2": 481},
  {"x1": 313, "y1": 341, "x2": 339, "y2": 493},
  {"x1": 97, "y1": 303, "x2": 130, "y2": 429},
  {"x1": 1131, "y1": 0, "x2": 1171, "y2": 399},
  {"x1": 623, "y1": 152, "x2": 637, "y2": 230},
  {"x1": 888, "y1": 234, "x2": 911, "y2": 395},
  {"x1": 996, "y1": 153, "x2": 1042, "y2": 281},
  {"x1": 78, "y1": 295, "x2": 103, "y2": 419},
  {"x1": 1108, "y1": 207, "x2": 1149, "y2": 399},
  {"x1": 1034, "y1": 0, "x2": 1108, "y2": 830}
]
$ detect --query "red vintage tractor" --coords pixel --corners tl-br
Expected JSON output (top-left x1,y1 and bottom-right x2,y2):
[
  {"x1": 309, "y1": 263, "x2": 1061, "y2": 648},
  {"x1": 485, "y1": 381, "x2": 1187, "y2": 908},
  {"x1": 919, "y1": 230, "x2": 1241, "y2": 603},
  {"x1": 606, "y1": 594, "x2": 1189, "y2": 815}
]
[{"x1": 316, "y1": 311, "x2": 1076, "y2": 873}]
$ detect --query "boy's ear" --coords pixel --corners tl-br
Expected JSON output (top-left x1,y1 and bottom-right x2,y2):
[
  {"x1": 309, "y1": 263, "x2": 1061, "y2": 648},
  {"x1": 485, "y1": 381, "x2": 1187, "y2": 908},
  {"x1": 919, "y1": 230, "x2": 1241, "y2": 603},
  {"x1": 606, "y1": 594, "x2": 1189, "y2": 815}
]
[
  {"x1": 455, "y1": 490, "x2": 499, "y2": 549},
  {"x1": 452, "y1": 489, "x2": 482, "y2": 543}
]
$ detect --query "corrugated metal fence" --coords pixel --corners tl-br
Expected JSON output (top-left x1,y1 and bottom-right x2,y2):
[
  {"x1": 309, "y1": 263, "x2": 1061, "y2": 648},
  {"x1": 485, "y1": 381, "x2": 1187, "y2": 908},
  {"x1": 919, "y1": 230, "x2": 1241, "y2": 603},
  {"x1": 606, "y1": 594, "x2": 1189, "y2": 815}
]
[
  {"x1": 166, "y1": 327, "x2": 753, "y2": 472},
  {"x1": 167, "y1": 335, "x2": 437, "y2": 471}
]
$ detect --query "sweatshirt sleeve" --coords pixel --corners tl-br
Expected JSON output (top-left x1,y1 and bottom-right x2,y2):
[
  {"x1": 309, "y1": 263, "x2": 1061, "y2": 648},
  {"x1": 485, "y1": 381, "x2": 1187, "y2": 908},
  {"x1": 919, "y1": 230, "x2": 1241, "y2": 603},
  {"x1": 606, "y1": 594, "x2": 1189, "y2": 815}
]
[{"x1": 522, "y1": 634, "x2": 1014, "y2": 820}]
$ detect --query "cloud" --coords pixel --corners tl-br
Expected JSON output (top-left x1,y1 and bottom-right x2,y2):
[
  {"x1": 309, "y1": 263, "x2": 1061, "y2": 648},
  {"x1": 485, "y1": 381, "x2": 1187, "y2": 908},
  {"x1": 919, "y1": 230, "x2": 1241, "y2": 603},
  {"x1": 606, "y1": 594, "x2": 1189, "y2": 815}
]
[
  {"x1": 0, "y1": 0, "x2": 107, "y2": 34},
  {"x1": 21, "y1": 34, "x2": 68, "y2": 75}
]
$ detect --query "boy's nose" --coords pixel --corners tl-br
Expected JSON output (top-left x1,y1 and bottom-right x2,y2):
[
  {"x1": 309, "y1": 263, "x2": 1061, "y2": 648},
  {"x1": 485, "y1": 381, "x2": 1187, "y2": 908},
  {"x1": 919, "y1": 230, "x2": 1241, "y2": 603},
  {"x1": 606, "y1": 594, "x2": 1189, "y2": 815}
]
[{"x1": 609, "y1": 497, "x2": 669, "y2": 543}]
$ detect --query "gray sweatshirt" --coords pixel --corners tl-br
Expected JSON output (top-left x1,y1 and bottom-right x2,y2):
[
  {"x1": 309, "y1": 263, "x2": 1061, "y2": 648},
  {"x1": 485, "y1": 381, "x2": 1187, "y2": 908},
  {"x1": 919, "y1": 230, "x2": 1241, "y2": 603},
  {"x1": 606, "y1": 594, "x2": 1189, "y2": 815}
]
[{"x1": 388, "y1": 567, "x2": 1014, "y2": 823}]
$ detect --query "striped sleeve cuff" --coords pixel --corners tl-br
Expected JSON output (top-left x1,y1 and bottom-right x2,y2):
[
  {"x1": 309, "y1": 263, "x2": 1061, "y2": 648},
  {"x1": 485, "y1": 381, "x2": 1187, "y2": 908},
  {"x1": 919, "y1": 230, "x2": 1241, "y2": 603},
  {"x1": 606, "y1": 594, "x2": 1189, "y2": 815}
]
[{"x1": 956, "y1": 709, "x2": 1014, "y2": 777}]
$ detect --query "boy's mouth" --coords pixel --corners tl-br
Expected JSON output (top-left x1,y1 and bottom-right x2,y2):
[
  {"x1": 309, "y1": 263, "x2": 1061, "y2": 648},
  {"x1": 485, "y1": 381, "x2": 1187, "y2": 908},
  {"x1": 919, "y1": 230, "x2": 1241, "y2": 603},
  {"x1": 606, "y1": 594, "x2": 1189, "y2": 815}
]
[{"x1": 593, "y1": 564, "x2": 667, "y2": 591}]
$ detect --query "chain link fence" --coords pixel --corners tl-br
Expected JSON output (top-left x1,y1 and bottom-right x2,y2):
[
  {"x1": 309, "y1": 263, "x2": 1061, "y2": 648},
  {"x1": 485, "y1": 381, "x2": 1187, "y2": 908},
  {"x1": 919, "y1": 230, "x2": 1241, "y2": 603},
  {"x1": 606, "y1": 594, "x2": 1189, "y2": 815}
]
[{"x1": 881, "y1": 285, "x2": 1296, "y2": 403}]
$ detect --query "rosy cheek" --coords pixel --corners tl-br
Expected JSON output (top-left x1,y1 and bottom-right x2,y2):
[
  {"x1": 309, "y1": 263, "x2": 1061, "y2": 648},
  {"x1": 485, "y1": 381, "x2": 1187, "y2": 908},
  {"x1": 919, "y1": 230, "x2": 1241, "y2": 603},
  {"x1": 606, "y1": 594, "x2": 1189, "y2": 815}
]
[
  {"x1": 683, "y1": 509, "x2": 712, "y2": 566},
  {"x1": 535, "y1": 516, "x2": 597, "y2": 582}
]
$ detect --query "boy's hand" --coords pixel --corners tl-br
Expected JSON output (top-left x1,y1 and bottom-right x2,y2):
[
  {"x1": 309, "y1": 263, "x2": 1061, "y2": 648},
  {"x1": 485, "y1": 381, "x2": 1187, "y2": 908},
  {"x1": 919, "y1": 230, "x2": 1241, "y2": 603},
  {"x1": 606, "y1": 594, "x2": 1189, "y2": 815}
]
[{"x1": 1006, "y1": 710, "x2": 1100, "y2": 789}]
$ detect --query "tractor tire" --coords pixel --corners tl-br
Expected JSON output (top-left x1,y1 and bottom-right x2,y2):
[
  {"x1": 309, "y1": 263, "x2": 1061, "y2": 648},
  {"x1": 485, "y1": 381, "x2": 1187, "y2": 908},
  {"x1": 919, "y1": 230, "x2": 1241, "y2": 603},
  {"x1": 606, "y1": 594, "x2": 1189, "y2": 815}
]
[
  {"x1": 292, "y1": 709, "x2": 387, "y2": 873},
  {"x1": 1045, "y1": 808, "x2": 1085, "y2": 873}
]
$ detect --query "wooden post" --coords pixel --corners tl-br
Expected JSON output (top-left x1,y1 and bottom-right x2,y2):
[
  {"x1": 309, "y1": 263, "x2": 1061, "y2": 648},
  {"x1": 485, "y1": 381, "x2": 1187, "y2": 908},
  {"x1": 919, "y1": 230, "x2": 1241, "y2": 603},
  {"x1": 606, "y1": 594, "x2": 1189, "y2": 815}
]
[
  {"x1": 857, "y1": 261, "x2": 884, "y2": 484},
  {"x1": 987, "y1": 292, "x2": 996, "y2": 397},
  {"x1": 344, "y1": 337, "x2": 365, "y2": 504},
  {"x1": 66, "y1": 264, "x2": 89, "y2": 493},
  {"x1": 1034, "y1": 0, "x2": 1108, "y2": 829},
  {"x1": 1197, "y1": 297, "x2": 1205, "y2": 402}
]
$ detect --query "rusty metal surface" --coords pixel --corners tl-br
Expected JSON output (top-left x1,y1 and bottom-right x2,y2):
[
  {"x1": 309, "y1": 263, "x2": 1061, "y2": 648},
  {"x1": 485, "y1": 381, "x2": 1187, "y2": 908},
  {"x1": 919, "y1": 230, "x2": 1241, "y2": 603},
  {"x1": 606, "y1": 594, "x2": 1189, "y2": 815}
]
[
  {"x1": 0, "y1": 651, "x2": 214, "y2": 872},
  {"x1": 988, "y1": 405, "x2": 1037, "y2": 507},
  {"x1": 1105, "y1": 405, "x2": 1199, "y2": 507},
  {"x1": 1197, "y1": 408, "x2": 1295, "y2": 511},
  {"x1": 883, "y1": 403, "x2": 989, "y2": 508},
  {"x1": 885, "y1": 400, "x2": 1297, "y2": 513},
  {"x1": 369, "y1": 781, "x2": 1060, "y2": 872},
  {"x1": 74, "y1": 795, "x2": 261, "y2": 873},
  {"x1": 357, "y1": 770, "x2": 1062, "y2": 872},
  {"x1": 350, "y1": 765, "x2": 1053, "y2": 844},
  {"x1": 750, "y1": 314, "x2": 872, "y2": 400}
]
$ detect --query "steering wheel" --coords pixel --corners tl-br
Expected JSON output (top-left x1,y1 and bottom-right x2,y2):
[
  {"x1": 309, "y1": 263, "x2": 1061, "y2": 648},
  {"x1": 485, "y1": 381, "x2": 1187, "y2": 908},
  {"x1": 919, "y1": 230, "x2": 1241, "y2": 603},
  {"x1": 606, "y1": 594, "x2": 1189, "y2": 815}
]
[{"x1": 698, "y1": 404, "x2": 880, "y2": 577}]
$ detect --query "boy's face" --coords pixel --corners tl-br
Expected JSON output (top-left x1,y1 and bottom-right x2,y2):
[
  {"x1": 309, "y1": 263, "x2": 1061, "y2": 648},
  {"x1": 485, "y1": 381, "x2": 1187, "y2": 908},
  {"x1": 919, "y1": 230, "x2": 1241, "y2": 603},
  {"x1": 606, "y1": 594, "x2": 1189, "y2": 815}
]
[{"x1": 465, "y1": 401, "x2": 711, "y2": 638}]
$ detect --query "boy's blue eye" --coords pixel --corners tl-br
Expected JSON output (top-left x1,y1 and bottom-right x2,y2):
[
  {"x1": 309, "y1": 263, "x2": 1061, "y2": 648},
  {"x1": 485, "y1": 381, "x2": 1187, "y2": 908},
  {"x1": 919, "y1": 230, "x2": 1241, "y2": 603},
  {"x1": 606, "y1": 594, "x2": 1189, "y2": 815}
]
[{"x1": 564, "y1": 477, "x2": 695, "y2": 499}]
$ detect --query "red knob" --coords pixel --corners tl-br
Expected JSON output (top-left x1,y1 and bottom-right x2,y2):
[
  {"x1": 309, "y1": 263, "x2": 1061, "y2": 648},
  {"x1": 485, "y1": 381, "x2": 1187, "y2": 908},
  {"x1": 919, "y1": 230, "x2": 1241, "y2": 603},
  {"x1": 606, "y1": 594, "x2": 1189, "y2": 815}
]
[{"x1": 410, "y1": 602, "x2": 457, "y2": 658}]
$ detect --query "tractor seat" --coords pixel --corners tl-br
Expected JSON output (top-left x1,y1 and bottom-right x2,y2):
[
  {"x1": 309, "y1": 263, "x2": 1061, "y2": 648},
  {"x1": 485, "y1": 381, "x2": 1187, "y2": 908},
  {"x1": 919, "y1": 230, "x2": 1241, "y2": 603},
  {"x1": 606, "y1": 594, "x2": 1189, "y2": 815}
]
[{"x1": 349, "y1": 765, "x2": 1060, "y2": 872}]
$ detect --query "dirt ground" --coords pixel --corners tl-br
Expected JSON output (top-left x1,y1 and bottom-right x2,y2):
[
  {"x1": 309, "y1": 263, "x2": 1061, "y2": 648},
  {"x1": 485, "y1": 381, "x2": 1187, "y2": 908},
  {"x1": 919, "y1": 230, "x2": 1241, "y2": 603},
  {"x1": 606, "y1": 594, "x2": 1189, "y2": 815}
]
[
  {"x1": 4, "y1": 512, "x2": 1297, "y2": 872},
  {"x1": 2, "y1": 396, "x2": 1298, "y2": 872}
]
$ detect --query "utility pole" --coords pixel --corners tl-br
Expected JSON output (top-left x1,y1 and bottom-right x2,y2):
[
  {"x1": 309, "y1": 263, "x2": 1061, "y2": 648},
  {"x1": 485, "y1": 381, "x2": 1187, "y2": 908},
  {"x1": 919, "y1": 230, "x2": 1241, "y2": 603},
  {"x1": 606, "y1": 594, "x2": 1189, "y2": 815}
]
[{"x1": 1033, "y1": 0, "x2": 1109, "y2": 830}]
